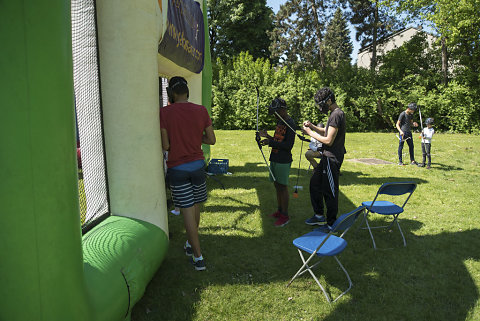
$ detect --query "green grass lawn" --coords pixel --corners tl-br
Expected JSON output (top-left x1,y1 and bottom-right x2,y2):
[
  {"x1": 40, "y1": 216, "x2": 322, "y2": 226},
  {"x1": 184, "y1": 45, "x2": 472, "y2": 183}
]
[{"x1": 132, "y1": 131, "x2": 480, "y2": 321}]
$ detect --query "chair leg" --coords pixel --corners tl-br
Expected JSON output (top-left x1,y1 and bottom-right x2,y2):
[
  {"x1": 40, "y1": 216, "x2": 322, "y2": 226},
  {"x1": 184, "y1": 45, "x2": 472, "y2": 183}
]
[
  {"x1": 307, "y1": 266, "x2": 331, "y2": 303},
  {"x1": 331, "y1": 256, "x2": 352, "y2": 303},
  {"x1": 363, "y1": 212, "x2": 377, "y2": 250},
  {"x1": 287, "y1": 250, "x2": 320, "y2": 287},
  {"x1": 388, "y1": 215, "x2": 407, "y2": 247},
  {"x1": 287, "y1": 250, "x2": 331, "y2": 303},
  {"x1": 356, "y1": 208, "x2": 367, "y2": 230},
  {"x1": 396, "y1": 219, "x2": 407, "y2": 247}
]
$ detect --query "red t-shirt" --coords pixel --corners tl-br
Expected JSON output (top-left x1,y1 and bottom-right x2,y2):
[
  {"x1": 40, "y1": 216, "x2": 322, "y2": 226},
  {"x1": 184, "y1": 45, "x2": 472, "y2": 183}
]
[{"x1": 160, "y1": 102, "x2": 212, "y2": 168}]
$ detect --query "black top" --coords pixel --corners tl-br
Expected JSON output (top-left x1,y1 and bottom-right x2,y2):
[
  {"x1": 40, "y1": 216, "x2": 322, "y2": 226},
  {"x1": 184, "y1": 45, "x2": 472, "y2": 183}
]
[
  {"x1": 269, "y1": 117, "x2": 296, "y2": 163},
  {"x1": 398, "y1": 111, "x2": 413, "y2": 133},
  {"x1": 323, "y1": 108, "x2": 346, "y2": 164}
]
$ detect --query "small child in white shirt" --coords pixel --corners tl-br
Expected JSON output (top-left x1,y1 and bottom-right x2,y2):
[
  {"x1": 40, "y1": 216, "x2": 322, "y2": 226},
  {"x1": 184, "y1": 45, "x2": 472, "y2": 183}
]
[
  {"x1": 305, "y1": 123, "x2": 324, "y2": 169},
  {"x1": 418, "y1": 118, "x2": 434, "y2": 169}
]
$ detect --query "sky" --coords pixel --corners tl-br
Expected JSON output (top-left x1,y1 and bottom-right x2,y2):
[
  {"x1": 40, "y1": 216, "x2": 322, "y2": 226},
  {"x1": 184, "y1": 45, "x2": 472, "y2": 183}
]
[{"x1": 266, "y1": 0, "x2": 361, "y2": 62}]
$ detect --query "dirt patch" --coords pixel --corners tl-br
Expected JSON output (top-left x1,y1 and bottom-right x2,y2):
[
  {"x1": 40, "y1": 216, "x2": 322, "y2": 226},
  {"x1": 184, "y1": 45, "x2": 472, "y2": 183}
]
[{"x1": 347, "y1": 158, "x2": 394, "y2": 165}]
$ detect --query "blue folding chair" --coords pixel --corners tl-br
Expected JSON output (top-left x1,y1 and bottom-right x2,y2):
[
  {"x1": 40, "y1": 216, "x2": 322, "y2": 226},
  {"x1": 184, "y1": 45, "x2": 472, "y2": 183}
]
[
  {"x1": 361, "y1": 181, "x2": 417, "y2": 249},
  {"x1": 287, "y1": 206, "x2": 365, "y2": 303}
]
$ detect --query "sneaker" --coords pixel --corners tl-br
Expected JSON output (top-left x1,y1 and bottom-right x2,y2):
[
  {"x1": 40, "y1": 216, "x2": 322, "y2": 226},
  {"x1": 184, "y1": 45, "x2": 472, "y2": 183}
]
[
  {"x1": 274, "y1": 214, "x2": 290, "y2": 227},
  {"x1": 410, "y1": 161, "x2": 418, "y2": 165},
  {"x1": 171, "y1": 209, "x2": 180, "y2": 215},
  {"x1": 305, "y1": 215, "x2": 327, "y2": 226},
  {"x1": 191, "y1": 257, "x2": 206, "y2": 271},
  {"x1": 314, "y1": 225, "x2": 333, "y2": 233},
  {"x1": 398, "y1": 162, "x2": 404, "y2": 166},
  {"x1": 426, "y1": 165, "x2": 431, "y2": 169},
  {"x1": 184, "y1": 244, "x2": 193, "y2": 257},
  {"x1": 269, "y1": 210, "x2": 281, "y2": 218},
  {"x1": 417, "y1": 163, "x2": 424, "y2": 167}
]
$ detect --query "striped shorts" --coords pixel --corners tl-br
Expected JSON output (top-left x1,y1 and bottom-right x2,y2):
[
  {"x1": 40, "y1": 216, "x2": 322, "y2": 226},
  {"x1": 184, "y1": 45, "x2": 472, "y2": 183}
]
[{"x1": 167, "y1": 166, "x2": 207, "y2": 208}]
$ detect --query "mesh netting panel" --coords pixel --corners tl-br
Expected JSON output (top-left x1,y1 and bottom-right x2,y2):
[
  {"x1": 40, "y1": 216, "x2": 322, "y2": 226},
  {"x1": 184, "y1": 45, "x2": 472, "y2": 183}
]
[{"x1": 72, "y1": 0, "x2": 109, "y2": 232}]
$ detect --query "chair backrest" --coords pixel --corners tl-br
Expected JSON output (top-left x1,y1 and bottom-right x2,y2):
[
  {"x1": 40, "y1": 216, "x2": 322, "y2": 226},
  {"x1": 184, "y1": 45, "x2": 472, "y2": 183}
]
[
  {"x1": 378, "y1": 181, "x2": 417, "y2": 196},
  {"x1": 374, "y1": 181, "x2": 417, "y2": 209},
  {"x1": 331, "y1": 206, "x2": 365, "y2": 236}
]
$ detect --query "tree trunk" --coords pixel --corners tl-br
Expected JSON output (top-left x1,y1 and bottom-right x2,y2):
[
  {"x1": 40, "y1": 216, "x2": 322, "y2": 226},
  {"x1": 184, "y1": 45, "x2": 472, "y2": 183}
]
[
  {"x1": 370, "y1": 2, "x2": 379, "y2": 72},
  {"x1": 441, "y1": 36, "x2": 448, "y2": 85},
  {"x1": 376, "y1": 98, "x2": 394, "y2": 128},
  {"x1": 309, "y1": 0, "x2": 325, "y2": 69}
]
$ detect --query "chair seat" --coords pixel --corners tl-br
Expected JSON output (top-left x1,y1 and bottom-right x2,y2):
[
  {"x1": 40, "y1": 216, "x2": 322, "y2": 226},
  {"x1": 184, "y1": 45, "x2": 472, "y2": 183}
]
[
  {"x1": 293, "y1": 231, "x2": 347, "y2": 256},
  {"x1": 362, "y1": 200, "x2": 403, "y2": 215}
]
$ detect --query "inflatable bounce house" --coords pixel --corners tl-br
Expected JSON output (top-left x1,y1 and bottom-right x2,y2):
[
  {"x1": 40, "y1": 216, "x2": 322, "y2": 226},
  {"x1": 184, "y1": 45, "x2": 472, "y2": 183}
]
[{"x1": 0, "y1": 0, "x2": 212, "y2": 320}]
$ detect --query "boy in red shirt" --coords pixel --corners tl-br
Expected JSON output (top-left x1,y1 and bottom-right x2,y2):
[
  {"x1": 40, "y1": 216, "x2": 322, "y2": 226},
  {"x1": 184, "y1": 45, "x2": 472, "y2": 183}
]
[{"x1": 160, "y1": 76, "x2": 216, "y2": 271}]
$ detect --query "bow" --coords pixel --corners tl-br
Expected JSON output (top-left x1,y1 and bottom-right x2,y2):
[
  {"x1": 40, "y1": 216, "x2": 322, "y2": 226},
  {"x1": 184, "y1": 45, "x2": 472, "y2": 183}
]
[
  {"x1": 273, "y1": 111, "x2": 311, "y2": 143},
  {"x1": 255, "y1": 87, "x2": 276, "y2": 181},
  {"x1": 272, "y1": 110, "x2": 309, "y2": 197},
  {"x1": 418, "y1": 105, "x2": 424, "y2": 139}
]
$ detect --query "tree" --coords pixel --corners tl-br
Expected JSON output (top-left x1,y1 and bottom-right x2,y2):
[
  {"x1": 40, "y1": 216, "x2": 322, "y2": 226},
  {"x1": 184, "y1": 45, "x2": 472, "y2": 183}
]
[
  {"x1": 348, "y1": 0, "x2": 403, "y2": 71},
  {"x1": 387, "y1": 0, "x2": 480, "y2": 88},
  {"x1": 323, "y1": 8, "x2": 353, "y2": 69},
  {"x1": 207, "y1": 0, "x2": 274, "y2": 61},
  {"x1": 269, "y1": 0, "x2": 337, "y2": 70}
]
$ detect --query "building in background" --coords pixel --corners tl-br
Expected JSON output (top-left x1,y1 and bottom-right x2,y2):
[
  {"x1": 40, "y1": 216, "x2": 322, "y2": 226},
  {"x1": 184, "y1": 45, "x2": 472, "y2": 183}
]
[{"x1": 356, "y1": 27, "x2": 436, "y2": 69}]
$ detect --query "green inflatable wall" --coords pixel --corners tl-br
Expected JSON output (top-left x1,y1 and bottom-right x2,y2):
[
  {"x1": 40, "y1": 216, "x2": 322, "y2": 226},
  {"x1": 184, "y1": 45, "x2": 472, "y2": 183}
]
[{"x1": 0, "y1": 1, "x2": 91, "y2": 320}]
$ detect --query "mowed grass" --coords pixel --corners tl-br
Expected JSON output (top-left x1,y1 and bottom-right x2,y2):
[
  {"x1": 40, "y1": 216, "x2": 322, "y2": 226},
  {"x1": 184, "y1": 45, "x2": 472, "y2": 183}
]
[{"x1": 132, "y1": 131, "x2": 480, "y2": 321}]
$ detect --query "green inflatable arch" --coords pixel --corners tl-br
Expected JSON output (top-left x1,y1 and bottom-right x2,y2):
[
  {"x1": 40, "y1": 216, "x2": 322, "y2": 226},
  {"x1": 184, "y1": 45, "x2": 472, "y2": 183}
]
[{"x1": 0, "y1": 0, "x2": 212, "y2": 320}]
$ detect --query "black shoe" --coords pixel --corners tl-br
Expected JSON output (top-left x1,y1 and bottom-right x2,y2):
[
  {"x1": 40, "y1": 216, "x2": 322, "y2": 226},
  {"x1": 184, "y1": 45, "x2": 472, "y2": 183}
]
[
  {"x1": 305, "y1": 215, "x2": 327, "y2": 226},
  {"x1": 184, "y1": 244, "x2": 193, "y2": 257},
  {"x1": 410, "y1": 161, "x2": 418, "y2": 165},
  {"x1": 191, "y1": 257, "x2": 206, "y2": 271}
]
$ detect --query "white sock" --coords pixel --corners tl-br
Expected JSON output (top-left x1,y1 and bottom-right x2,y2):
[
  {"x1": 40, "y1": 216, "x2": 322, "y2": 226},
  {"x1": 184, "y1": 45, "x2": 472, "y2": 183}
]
[
  {"x1": 193, "y1": 255, "x2": 203, "y2": 262},
  {"x1": 185, "y1": 240, "x2": 191, "y2": 248}
]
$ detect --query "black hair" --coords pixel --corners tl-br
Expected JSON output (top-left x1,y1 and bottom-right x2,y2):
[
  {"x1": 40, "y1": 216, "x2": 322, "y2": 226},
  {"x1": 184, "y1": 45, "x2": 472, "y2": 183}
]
[
  {"x1": 314, "y1": 87, "x2": 336, "y2": 105},
  {"x1": 268, "y1": 97, "x2": 287, "y2": 114},
  {"x1": 314, "y1": 87, "x2": 335, "y2": 114},
  {"x1": 167, "y1": 76, "x2": 189, "y2": 102},
  {"x1": 407, "y1": 102, "x2": 417, "y2": 111}
]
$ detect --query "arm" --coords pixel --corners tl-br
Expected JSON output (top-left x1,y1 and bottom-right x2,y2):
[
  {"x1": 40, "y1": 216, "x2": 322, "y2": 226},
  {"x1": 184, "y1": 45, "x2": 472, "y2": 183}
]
[
  {"x1": 311, "y1": 124, "x2": 326, "y2": 136},
  {"x1": 268, "y1": 124, "x2": 295, "y2": 151},
  {"x1": 396, "y1": 119, "x2": 403, "y2": 136},
  {"x1": 202, "y1": 125, "x2": 216, "y2": 145},
  {"x1": 160, "y1": 128, "x2": 170, "y2": 151},
  {"x1": 258, "y1": 129, "x2": 273, "y2": 139},
  {"x1": 304, "y1": 126, "x2": 338, "y2": 147},
  {"x1": 303, "y1": 121, "x2": 325, "y2": 136}
]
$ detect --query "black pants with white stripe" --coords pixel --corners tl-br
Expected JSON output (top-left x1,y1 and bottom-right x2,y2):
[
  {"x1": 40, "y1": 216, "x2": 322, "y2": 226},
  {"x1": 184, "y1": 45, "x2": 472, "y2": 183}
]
[{"x1": 309, "y1": 155, "x2": 341, "y2": 226}]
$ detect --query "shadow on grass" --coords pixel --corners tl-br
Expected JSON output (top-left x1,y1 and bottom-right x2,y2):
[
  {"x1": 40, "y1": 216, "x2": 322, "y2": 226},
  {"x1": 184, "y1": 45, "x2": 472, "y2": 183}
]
[
  {"x1": 131, "y1": 162, "x2": 479, "y2": 321},
  {"x1": 429, "y1": 162, "x2": 464, "y2": 171},
  {"x1": 324, "y1": 221, "x2": 480, "y2": 321},
  {"x1": 340, "y1": 169, "x2": 428, "y2": 187}
]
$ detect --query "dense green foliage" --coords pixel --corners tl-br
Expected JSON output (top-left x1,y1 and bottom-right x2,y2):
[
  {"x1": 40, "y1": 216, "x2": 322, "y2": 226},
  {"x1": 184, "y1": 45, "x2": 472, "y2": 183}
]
[
  {"x1": 269, "y1": 0, "x2": 337, "y2": 69},
  {"x1": 211, "y1": 50, "x2": 480, "y2": 133},
  {"x1": 207, "y1": 0, "x2": 274, "y2": 61},
  {"x1": 207, "y1": 0, "x2": 479, "y2": 134},
  {"x1": 324, "y1": 8, "x2": 353, "y2": 69},
  {"x1": 387, "y1": 0, "x2": 480, "y2": 88}
]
